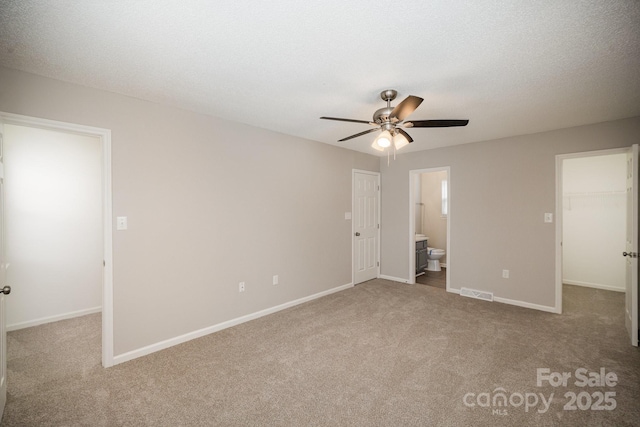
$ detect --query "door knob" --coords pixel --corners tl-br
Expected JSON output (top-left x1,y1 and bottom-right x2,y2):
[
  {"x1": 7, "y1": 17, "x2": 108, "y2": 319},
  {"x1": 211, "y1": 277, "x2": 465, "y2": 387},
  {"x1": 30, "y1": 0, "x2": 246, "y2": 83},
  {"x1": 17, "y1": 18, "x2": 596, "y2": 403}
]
[
  {"x1": 623, "y1": 251, "x2": 638, "y2": 258},
  {"x1": 355, "y1": 232, "x2": 360, "y2": 236},
  {"x1": 0, "y1": 286, "x2": 10, "y2": 295}
]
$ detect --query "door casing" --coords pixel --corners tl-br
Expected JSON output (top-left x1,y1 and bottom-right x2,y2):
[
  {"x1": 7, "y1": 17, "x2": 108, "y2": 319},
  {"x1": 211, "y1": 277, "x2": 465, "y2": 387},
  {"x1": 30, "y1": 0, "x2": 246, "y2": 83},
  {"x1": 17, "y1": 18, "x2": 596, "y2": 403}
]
[
  {"x1": 0, "y1": 120, "x2": 7, "y2": 419},
  {"x1": 0, "y1": 112, "x2": 114, "y2": 366},
  {"x1": 409, "y1": 167, "x2": 451, "y2": 288},
  {"x1": 555, "y1": 146, "x2": 637, "y2": 347}
]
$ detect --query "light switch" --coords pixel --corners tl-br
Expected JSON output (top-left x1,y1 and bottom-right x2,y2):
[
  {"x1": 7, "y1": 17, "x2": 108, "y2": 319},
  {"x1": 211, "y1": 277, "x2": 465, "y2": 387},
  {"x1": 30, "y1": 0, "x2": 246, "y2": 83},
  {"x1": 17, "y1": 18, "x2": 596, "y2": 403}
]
[
  {"x1": 344, "y1": 212, "x2": 352, "y2": 220},
  {"x1": 544, "y1": 213, "x2": 553, "y2": 223},
  {"x1": 117, "y1": 216, "x2": 128, "y2": 230}
]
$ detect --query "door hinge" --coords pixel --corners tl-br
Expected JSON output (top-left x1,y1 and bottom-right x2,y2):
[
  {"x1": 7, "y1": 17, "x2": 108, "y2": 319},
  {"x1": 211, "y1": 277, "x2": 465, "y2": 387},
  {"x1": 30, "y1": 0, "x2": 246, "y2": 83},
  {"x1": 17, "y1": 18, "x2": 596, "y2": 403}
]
[
  {"x1": 377, "y1": 261, "x2": 380, "y2": 267},
  {"x1": 377, "y1": 224, "x2": 380, "y2": 229}
]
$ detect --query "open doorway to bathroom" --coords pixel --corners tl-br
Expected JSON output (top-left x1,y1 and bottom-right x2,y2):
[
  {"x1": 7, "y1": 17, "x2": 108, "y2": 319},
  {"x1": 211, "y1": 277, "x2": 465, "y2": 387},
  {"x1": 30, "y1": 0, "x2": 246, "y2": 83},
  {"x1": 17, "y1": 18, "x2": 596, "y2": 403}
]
[{"x1": 409, "y1": 167, "x2": 450, "y2": 290}]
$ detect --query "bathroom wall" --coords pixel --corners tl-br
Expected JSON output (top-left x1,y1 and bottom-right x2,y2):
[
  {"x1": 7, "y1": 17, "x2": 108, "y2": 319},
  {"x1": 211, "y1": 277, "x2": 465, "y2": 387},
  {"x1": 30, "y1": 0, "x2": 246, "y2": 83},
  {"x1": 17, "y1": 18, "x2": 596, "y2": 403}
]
[
  {"x1": 414, "y1": 174, "x2": 423, "y2": 234},
  {"x1": 562, "y1": 153, "x2": 626, "y2": 291},
  {"x1": 421, "y1": 171, "x2": 448, "y2": 265}
]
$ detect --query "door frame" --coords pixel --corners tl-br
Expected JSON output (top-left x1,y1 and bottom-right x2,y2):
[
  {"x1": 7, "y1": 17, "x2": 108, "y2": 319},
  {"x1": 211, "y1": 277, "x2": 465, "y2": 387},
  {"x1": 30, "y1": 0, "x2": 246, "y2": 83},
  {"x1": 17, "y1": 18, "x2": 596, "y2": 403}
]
[
  {"x1": 0, "y1": 126, "x2": 7, "y2": 419},
  {"x1": 352, "y1": 169, "x2": 380, "y2": 285},
  {"x1": 0, "y1": 112, "x2": 114, "y2": 367},
  {"x1": 555, "y1": 147, "x2": 631, "y2": 316},
  {"x1": 409, "y1": 167, "x2": 451, "y2": 288}
]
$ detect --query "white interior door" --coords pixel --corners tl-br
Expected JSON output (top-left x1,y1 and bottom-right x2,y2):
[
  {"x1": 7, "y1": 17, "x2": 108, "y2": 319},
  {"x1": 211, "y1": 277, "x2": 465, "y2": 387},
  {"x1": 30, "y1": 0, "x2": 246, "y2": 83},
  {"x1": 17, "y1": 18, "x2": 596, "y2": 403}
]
[
  {"x1": 0, "y1": 119, "x2": 8, "y2": 418},
  {"x1": 353, "y1": 171, "x2": 379, "y2": 284},
  {"x1": 625, "y1": 144, "x2": 638, "y2": 346}
]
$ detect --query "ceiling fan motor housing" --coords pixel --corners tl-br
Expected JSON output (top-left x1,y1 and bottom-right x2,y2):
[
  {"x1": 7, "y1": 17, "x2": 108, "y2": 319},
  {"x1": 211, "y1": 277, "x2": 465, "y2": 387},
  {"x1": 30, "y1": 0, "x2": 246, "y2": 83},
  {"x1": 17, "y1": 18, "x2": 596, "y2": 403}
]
[
  {"x1": 373, "y1": 107, "x2": 394, "y2": 124},
  {"x1": 374, "y1": 89, "x2": 400, "y2": 124}
]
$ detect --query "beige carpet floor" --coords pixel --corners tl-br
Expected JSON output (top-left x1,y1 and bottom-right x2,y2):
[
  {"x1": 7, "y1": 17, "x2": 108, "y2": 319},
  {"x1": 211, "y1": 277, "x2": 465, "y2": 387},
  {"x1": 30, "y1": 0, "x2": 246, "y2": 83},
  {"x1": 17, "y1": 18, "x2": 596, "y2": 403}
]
[{"x1": 2, "y1": 280, "x2": 639, "y2": 426}]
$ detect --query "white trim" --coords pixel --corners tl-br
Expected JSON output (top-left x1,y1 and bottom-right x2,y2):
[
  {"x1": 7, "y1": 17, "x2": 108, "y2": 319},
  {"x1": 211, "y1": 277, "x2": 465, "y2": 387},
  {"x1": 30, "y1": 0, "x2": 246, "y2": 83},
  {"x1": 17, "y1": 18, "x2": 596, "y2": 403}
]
[
  {"x1": 408, "y1": 167, "x2": 451, "y2": 289},
  {"x1": 352, "y1": 169, "x2": 381, "y2": 285},
  {"x1": 0, "y1": 112, "x2": 114, "y2": 367},
  {"x1": 7, "y1": 306, "x2": 101, "y2": 332},
  {"x1": 555, "y1": 155, "x2": 564, "y2": 314},
  {"x1": 493, "y1": 296, "x2": 558, "y2": 314},
  {"x1": 101, "y1": 131, "x2": 114, "y2": 367},
  {"x1": 448, "y1": 287, "x2": 558, "y2": 313},
  {"x1": 563, "y1": 280, "x2": 625, "y2": 293},
  {"x1": 555, "y1": 147, "x2": 631, "y2": 317},
  {"x1": 113, "y1": 282, "x2": 354, "y2": 366},
  {"x1": 378, "y1": 274, "x2": 410, "y2": 284}
]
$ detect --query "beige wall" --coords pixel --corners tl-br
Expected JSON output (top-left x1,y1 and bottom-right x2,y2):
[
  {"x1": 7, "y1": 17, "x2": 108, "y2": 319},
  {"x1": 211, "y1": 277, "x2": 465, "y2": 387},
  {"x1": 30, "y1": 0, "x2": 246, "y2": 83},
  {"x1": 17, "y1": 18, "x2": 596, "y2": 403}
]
[
  {"x1": 381, "y1": 116, "x2": 640, "y2": 309},
  {"x1": 0, "y1": 66, "x2": 379, "y2": 356}
]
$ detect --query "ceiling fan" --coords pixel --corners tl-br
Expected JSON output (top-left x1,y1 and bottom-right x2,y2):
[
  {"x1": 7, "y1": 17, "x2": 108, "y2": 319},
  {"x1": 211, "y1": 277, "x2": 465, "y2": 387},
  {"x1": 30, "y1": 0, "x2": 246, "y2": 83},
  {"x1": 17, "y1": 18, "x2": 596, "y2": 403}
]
[{"x1": 320, "y1": 89, "x2": 469, "y2": 151}]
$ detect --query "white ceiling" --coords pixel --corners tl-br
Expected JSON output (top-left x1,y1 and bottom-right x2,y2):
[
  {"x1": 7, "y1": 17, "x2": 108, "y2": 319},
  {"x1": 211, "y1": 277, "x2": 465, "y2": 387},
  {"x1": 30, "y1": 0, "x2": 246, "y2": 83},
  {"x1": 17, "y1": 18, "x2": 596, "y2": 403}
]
[{"x1": 1, "y1": 1, "x2": 639, "y2": 155}]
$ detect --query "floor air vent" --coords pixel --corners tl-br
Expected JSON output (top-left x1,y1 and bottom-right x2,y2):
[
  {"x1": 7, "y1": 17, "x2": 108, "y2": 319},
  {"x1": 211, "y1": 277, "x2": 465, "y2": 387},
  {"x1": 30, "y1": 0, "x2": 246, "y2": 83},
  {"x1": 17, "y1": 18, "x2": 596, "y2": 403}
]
[{"x1": 460, "y1": 287, "x2": 494, "y2": 302}]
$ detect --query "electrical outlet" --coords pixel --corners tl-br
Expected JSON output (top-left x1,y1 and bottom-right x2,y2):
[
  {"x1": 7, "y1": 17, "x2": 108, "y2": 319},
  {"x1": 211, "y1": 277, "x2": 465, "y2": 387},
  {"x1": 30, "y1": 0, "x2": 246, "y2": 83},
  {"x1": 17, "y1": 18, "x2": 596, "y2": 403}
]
[
  {"x1": 273, "y1": 275, "x2": 279, "y2": 285},
  {"x1": 502, "y1": 270, "x2": 510, "y2": 279},
  {"x1": 239, "y1": 281, "x2": 245, "y2": 292}
]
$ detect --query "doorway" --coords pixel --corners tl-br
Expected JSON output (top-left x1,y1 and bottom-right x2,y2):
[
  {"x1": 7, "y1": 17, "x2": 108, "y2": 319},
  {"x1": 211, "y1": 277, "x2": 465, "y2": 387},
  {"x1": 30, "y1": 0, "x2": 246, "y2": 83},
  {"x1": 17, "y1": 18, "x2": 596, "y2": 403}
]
[
  {"x1": 0, "y1": 112, "x2": 114, "y2": 367},
  {"x1": 562, "y1": 153, "x2": 626, "y2": 292},
  {"x1": 409, "y1": 167, "x2": 450, "y2": 289},
  {"x1": 556, "y1": 147, "x2": 637, "y2": 346}
]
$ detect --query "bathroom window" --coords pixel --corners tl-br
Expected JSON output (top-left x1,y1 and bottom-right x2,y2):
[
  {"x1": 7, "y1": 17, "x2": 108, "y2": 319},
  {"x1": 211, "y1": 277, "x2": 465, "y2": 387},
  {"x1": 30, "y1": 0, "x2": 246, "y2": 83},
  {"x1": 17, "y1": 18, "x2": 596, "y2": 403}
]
[{"x1": 441, "y1": 180, "x2": 448, "y2": 217}]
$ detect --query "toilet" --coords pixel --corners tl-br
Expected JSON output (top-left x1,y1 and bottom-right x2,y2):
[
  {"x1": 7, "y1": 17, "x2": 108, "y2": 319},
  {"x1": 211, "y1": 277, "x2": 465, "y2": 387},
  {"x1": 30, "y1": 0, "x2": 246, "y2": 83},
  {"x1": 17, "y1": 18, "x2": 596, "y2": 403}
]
[{"x1": 426, "y1": 247, "x2": 445, "y2": 272}]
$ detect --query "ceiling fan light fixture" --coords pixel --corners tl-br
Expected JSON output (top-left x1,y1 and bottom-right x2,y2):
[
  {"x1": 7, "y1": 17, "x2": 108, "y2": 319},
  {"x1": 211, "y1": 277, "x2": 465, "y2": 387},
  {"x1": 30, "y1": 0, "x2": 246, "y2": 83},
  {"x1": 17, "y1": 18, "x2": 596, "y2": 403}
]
[
  {"x1": 320, "y1": 89, "x2": 469, "y2": 161},
  {"x1": 374, "y1": 130, "x2": 392, "y2": 148},
  {"x1": 371, "y1": 140, "x2": 385, "y2": 151},
  {"x1": 393, "y1": 133, "x2": 409, "y2": 150}
]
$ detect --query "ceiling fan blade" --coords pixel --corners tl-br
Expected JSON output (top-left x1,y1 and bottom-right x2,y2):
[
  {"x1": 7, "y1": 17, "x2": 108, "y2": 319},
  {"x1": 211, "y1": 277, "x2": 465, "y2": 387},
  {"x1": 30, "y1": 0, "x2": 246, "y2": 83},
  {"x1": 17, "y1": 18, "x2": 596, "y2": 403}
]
[
  {"x1": 396, "y1": 128, "x2": 413, "y2": 143},
  {"x1": 338, "y1": 128, "x2": 380, "y2": 142},
  {"x1": 404, "y1": 119, "x2": 469, "y2": 128},
  {"x1": 320, "y1": 116, "x2": 371, "y2": 124},
  {"x1": 390, "y1": 95, "x2": 423, "y2": 121}
]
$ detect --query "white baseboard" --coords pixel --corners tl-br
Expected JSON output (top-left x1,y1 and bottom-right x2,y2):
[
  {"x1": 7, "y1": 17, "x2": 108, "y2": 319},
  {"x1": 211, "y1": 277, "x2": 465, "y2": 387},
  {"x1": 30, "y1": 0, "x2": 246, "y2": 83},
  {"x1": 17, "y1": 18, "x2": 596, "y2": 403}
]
[
  {"x1": 113, "y1": 282, "x2": 354, "y2": 366},
  {"x1": 493, "y1": 296, "x2": 558, "y2": 313},
  {"x1": 448, "y1": 287, "x2": 558, "y2": 313},
  {"x1": 563, "y1": 280, "x2": 625, "y2": 293},
  {"x1": 7, "y1": 306, "x2": 102, "y2": 332},
  {"x1": 378, "y1": 274, "x2": 410, "y2": 284}
]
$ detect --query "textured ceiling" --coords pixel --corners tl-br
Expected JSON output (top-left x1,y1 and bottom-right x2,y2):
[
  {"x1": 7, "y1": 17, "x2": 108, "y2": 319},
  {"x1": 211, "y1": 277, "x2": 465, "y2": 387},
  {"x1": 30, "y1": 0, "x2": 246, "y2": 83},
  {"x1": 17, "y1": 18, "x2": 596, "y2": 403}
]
[{"x1": 1, "y1": 1, "x2": 639, "y2": 155}]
